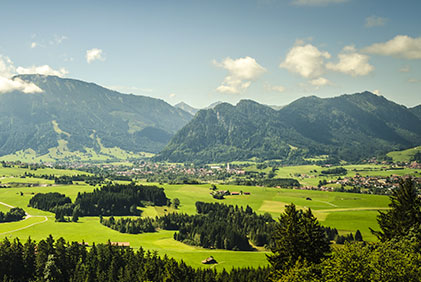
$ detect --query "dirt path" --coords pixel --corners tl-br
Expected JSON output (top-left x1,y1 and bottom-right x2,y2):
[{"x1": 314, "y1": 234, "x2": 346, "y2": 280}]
[
  {"x1": 0, "y1": 201, "x2": 15, "y2": 209},
  {"x1": 0, "y1": 216, "x2": 49, "y2": 236},
  {"x1": 0, "y1": 201, "x2": 49, "y2": 236}
]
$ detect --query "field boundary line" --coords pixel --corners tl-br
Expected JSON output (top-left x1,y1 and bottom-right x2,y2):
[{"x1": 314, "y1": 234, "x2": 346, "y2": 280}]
[
  {"x1": 313, "y1": 200, "x2": 338, "y2": 207},
  {"x1": 0, "y1": 201, "x2": 15, "y2": 209},
  {"x1": 0, "y1": 201, "x2": 49, "y2": 235},
  {"x1": 0, "y1": 216, "x2": 48, "y2": 236},
  {"x1": 317, "y1": 207, "x2": 390, "y2": 212}
]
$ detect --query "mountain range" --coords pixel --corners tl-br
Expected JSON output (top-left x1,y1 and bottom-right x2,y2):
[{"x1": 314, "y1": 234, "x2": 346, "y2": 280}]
[
  {"x1": 1, "y1": 75, "x2": 419, "y2": 164},
  {"x1": 0, "y1": 75, "x2": 192, "y2": 161},
  {"x1": 157, "y1": 92, "x2": 421, "y2": 163}
]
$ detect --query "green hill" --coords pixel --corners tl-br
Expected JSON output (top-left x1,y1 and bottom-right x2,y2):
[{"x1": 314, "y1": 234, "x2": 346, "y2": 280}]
[
  {"x1": 387, "y1": 146, "x2": 421, "y2": 162},
  {"x1": 156, "y1": 92, "x2": 421, "y2": 163},
  {"x1": 0, "y1": 75, "x2": 192, "y2": 161}
]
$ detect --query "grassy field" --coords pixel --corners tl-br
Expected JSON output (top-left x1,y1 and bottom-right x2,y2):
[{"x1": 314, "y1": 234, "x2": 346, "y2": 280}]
[
  {"x1": 0, "y1": 165, "x2": 403, "y2": 270},
  {"x1": 387, "y1": 146, "x2": 421, "y2": 162},
  {"x1": 0, "y1": 138, "x2": 152, "y2": 163},
  {"x1": 269, "y1": 164, "x2": 421, "y2": 187},
  {"x1": 0, "y1": 166, "x2": 91, "y2": 177}
]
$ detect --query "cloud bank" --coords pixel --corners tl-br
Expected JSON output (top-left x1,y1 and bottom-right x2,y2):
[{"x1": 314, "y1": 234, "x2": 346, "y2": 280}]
[
  {"x1": 0, "y1": 55, "x2": 67, "y2": 94},
  {"x1": 280, "y1": 43, "x2": 330, "y2": 78},
  {"x1": 16, "y1": 65, "x2": 68, "y2": 77},
  {"x1": 0, "y1": 76, "x2": 43, "y2": 94},
  {"x1": 326, "y1": 46, "x2": 374, "y2": 76},
  {"x1": 86, "y1": 48, "x2": 105, "y2": 63},
  {"x1": 214, "y1": 56, "x2": 266, "y2": 93},
  {"x1": 363, "y1": 35, "x2": 421, "y2": 59}
]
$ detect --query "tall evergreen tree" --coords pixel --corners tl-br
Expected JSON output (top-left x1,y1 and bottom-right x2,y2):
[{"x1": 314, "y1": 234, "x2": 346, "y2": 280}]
[
  {"x1": 371, "y1": 178, "x2": 421, "y2": 241},
  {"x1": 355, "y1": 230, "x2": 363, "y2": 242},
  {"x1": 267, "y1": 204, "x2": 330, "y2": 279}
]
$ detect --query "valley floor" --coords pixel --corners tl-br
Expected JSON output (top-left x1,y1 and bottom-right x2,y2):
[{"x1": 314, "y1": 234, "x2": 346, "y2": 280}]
[{"x1": 0, "y1": 165, "x2": 393, "y2": 269}]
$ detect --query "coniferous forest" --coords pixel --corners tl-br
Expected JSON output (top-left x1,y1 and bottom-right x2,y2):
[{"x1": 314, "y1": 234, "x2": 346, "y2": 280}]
[
  {"x1": 101, "y1": 201, "x2": 275, "y2": 250},
  {"x1": 3, "y1": 178, "x2": 418, "y2": 281},
  {"x1": 0, "y1": 236, "x2": 269, "y2": 282},
  {"x1": 0, "y1": 207, "x2": 26, "y2": 223},
  {"x1": 100, "y1": 201, "x2": 362, "y2": 251},
  {"x1": 28, "y1": 183, "x2": 169, "y2": 218}
]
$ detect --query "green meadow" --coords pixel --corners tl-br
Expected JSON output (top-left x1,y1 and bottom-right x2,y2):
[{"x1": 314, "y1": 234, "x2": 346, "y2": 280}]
[
  {"x1": 387, "y1": 146, "x2": 421, "y2": 162},
  {"x1": 0, "y1": 165, "x2": 408, "y2": 270},
  {"x1": 270, "y1": 164, "x2": 421, "y2": 187}
]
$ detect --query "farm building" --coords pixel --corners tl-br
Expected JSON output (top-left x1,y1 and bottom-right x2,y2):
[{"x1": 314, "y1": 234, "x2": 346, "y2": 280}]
[{"x1": 202, "y1": 256, "x2": 217, "y2": 264}]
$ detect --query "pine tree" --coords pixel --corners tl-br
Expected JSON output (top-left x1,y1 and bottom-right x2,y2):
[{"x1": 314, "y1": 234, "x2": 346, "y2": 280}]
[
  {"x1": 71, "y1": 207, "x2": 80, "y2": 222},
  {"x1": 43, "y1": 255, "x2": 61, "y2": 282},
  {"x1": 355, "y1": 229, "x2": 363, "y2": 241},
  {"x1": 267, "y1": 204, "x2": 330, "y2": 278},
  {"x1": 371, "y1": 178, "x2": 421, "y2": 241}
]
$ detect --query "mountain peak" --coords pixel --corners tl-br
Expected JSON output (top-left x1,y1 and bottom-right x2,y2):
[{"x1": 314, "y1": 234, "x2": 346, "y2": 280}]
[
  {"x1": 175, "y1": 102, "x2": 199, "y2": 116},
  {"x1": 0, "y1": 75, "x2": 193, "y2": 159},
  {"x1": 157, "y1": 92, "x2": 421, "y2": 163}
]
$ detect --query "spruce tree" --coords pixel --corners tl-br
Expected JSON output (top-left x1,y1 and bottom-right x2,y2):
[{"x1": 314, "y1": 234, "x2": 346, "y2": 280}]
[
  {"x1": 355, "y1": 229, "x2": 363, "y2": 241},
  {"x1": 371, "y1": 178, "x2": 421, "y2": 241},
  {"x1": 267, "y1": 204, "x2": 330, "y2": 278}
]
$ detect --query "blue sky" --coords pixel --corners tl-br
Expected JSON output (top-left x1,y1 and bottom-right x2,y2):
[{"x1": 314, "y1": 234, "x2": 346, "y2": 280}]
[{"x1": 0, "y1": 0, "x2": 420, "y2": 108}]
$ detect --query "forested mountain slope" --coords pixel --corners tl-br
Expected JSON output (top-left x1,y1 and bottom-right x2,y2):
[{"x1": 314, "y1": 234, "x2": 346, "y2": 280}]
[
  {"x1": 0, "y1": 75, "x2": 192, "y2": 158},
  {"x1": 157, "y1": 92, "x2": 421, "y2": 163}
]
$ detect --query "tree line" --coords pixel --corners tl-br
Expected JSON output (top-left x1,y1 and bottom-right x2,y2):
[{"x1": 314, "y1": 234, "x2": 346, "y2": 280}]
[
  {"x1": 23, "y1": 172, "x2": 108, "y2": 186},
  {"x1": 267, "y1": 177, "x2": 421, "y2": 281},
  {"x1": 0, "y1": 236, "x2": 269, "y2": 282},
  {"x1": 228, "y1": 178, "x2": 300, "y2": 188},
  {"x1": 101, "y1": 201, "x2": 275, "y2": 251},
  {"x1": 0, "y1": 207, "x2": 26, "y2": 223},
  {"x1": 28, "y1": 183, "x2": 169, "y2": 220}
]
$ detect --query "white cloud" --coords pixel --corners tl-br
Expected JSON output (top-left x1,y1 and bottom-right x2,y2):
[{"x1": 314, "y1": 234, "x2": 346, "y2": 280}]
[
  {"x1": 169, "y1": 93, "x2": 176, "y2": 98},
  {"x1": 280, "y1": 43, "x2": 330, "y2": 78},
  {"x1": 214, "y1": 56, "x2": 266, "y2": 93},
  {"x1": 408, "y1": 78, "x2": 421, "y2": 83},
  {"x1": 0, "y1": 56, "x2": 43, "y2": 93},
  {"x1": 372, "y1": 89, "x2": 380, "y2": 95},
  {"x1": 365, "y1": 16, "x2": 387, "y2": 28},
  {"x1": 51, "y1": 35, "x2": 67, "y2": 45},
  {"x1": 310, "y1": 77, "x2": 330, "y2": 87},
  {"x1": 16, "y1": 65, "x2": 68, "y2": 77},
  {"x1": 0, "y1": 54, "x2": 69, "y2": 94},
  {"x1": 399, "y1": 65, "x2": 411, "y2": 72},
  {"x1": 363, "y1": 35, "x2": 421, "y2": 59},
  {"x1": 265, "y1": 84, "x2": 286, "y2": 93},
  {"x1": 326, "y1": 46, "x2": 374, "y2": 76},
  {"x1": 0, "y1": 76, "x2": 43, "y2": 94},
  {"x1": 0, "y1": 55, "x2": 16, "y2": 77},
  {"x1": 291, "y1": 0, "x2": 347, "y2": 6},
  {"x1": 30, "y1": 42, "x2": 37, "y2": 48},
  {"x1": 86, "y1": 48, "x2": 105, "y2": 63}
]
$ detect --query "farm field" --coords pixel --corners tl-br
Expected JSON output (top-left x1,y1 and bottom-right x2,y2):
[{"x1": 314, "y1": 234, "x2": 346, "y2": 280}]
[
  {"x1": 0, "y1": 165, "x2": 396, "y2": 270},
  {"x1": 269, "y1": 164, "x2": 421, "y2": 187},
  {"x1": 387, "y1": 146, "x2": 421, "y2": 162}
]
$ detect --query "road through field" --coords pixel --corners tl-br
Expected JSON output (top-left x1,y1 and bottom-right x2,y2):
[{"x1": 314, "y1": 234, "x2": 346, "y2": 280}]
[
  {"x1": 0, "y1": 201, "x2": 49, "y2": 235},
  {"x1": 0, "y1": 201, "x2": 15, "y2": 209}
]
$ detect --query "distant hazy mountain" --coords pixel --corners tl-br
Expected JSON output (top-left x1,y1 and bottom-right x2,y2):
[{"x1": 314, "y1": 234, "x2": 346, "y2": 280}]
[
  {"x1": 175, "y1": 101, "x2": 227, "y2": 115},
  {"x1": 267, "y1": 104, "x2": 284, "y2": 110},
  {"x1": 156, "y1": 92, "x2": 421, "y2": 163},
  {"x1": 175, "y1": 102, "x2": 199, "y2": 116},
  {"x1": 205, "y1": 101, "x2": 225, "y2": 109},
  {"x1": 410, "y1": 105, "x2": 421, "y2": 120},
  {"x1": 0, "y1": 75, "x2": 192, "y2": 160}
]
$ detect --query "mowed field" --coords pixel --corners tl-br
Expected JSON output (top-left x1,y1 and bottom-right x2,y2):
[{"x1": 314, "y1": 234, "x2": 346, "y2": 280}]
[{"x1": 0, "y1": 165, "x2": 399, "y2": 269}]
